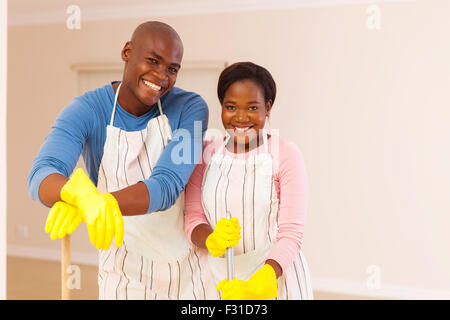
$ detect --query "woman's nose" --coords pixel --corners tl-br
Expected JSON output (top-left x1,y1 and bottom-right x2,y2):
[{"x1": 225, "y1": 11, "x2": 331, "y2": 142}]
[{"x1": 235, "y1": 109, "x2": 249, "y2": 122}]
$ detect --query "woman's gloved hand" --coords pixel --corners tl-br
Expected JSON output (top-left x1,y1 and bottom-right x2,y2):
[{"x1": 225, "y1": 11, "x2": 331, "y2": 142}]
[
  {"x1": 59, "y1": 168, "x2": 124, "y2": 250},
  {"x1": 45, "y1": 201, "x2": 82, "y2": 240},
  {"x1": 205, "y1": 217, "x2": 241, "y2": 257},
  {"x1": 216, "y1": 264, "x2": 278, "y2": 300}
]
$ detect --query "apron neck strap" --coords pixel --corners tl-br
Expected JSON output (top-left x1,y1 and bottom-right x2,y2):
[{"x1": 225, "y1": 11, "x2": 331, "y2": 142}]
[
  {"x1": 110, "y1": 82, "x2": 163, "y2": 126},
  {"x1": 110, "y1": 82, "x2": 122, "y2": 126},
  {"x1": 218, "y1": 129, "x2": 269, "y2": 154},
  {"x1": 157, "y1": 99, "x2": 163, "y2": 116},
  {"x1": 262, "y1": 128, "x2": 269, "y2": 153}
]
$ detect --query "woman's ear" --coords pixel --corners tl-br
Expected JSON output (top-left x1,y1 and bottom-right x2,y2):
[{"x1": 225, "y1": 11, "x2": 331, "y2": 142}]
[
  {"x1": 266, "y1": 100, "x2": 273, "y2": 117},
  {"x1": 121, "y1": 41, "x2": 132, "y2": 62}
]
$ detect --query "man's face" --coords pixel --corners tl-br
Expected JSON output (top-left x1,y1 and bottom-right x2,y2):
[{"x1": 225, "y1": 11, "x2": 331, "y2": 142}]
[{"x1": 121, "y1": 31, "x2": 183, "y2": 109}]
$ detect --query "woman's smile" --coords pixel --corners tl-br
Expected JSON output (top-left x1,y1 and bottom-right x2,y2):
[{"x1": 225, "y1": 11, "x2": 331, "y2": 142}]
[{"x1": 221, "y1": 79, "x2": 270, "y2": 152}]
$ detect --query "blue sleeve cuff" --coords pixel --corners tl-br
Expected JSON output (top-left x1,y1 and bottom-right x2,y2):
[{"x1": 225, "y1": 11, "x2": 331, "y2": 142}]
[{"x1": 142, "y1": 178, "x2": 163, "y2": 214}]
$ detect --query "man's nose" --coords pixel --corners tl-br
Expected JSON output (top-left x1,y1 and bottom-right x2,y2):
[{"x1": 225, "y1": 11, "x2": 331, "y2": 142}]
[{"x1": 152, "y1": 65, "x2": 168, "y2": 82}]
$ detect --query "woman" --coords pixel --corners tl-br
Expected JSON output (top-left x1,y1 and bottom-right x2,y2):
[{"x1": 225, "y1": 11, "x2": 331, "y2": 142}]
[{"x1": 184, "y1": 62, "x2": 313, "y2": 299}]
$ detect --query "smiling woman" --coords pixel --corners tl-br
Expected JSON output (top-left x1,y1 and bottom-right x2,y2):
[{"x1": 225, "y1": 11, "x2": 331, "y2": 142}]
[
  {"x1": 218, "y1": 62, "x2": 276, "y2": 153},
  {"x1": 185, "y1": 62, "x2": 313, "y2": 300}
]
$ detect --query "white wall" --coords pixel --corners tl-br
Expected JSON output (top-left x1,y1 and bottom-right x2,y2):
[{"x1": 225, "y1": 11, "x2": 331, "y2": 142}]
[{"x1": 7, "y1": 0, "x2": 450, "y2": 299}]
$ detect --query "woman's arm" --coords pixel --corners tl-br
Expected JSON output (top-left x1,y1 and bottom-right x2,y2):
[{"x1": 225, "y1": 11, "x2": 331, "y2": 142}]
[
  {"x1": 265, "y1": 139, "x2": 308, "y2": 277},
  {"x1": 184, "y1": 157, "x2": 212, "y2": 247}
]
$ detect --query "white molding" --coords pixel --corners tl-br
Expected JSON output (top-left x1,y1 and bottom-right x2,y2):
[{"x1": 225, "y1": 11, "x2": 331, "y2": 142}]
[
  {"x1": 8, "y1": 244, "x2": 450, "y2": 300},
  {"x1": 0, "y1": 0, "x2": 7, "y2": 301},
  {"x1": 8, "y1": 0, "x2": 414, "y2": 26},
  {"x1": 70, "y1": 61, "x2": 227, "y2": 72}
]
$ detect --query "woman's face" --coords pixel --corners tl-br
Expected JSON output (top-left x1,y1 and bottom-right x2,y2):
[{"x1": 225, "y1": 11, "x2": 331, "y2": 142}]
[{"x1": 221, "y1": 79, "x2": 271, "y2": 151}]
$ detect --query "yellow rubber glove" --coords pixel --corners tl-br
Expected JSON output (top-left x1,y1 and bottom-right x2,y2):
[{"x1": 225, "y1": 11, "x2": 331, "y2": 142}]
[
  {"x1": 205, "y1": 217, "x2": 241, "y2": 257},
  {"x1": 60, "y1": 168, "x2": 124, "y2": 250},
  {"x1": 45, "y1": 202, "x2": 82, "y2": 240},
  {"x1": 216, "y1": 264, "x2": 278, "y2": 300}
]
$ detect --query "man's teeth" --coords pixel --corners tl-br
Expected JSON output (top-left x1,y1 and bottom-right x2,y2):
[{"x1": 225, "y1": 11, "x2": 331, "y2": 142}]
[{"x1": 143, "y1": 80, "x2": 161, "y2": 91}]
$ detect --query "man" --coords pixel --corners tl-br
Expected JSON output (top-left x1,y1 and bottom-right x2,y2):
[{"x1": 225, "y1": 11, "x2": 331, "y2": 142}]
[{"x1": 28, "y1": 21, "x2": 214, "y2": 300}]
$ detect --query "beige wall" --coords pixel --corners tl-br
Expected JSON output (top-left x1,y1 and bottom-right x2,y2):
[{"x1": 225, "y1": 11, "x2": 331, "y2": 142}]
[{"x1": 7, "y1": 0, "x2": 450, "y2": 298}]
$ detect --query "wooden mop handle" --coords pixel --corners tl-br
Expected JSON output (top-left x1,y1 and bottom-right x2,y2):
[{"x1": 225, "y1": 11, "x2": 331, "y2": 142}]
[{"x1": 61, "y1": 235, "x2": 71, "y2": 300}]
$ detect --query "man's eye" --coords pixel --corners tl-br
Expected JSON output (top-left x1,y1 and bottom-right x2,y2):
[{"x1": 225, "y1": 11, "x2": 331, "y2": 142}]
[
  {"x1": 147, "y1": 58, "x2": 158, "y2": 64},
  {"x1": 248, "y1": 106, "x2": 258, "y2": 111},
  {"x1": 168, "y1": 67, "x2": 178, "y2": 74}
]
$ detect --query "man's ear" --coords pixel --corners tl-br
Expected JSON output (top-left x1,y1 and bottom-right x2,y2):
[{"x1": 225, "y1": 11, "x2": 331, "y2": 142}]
[{"x1": 121, "y1": 41, "x2": 132, "y2": 62}]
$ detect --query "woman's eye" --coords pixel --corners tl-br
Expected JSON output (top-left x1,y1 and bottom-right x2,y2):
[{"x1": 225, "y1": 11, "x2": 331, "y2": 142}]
[
  {"x1": 225, "y1": 105, "x2": 235, "y2": 111},
  {"x1": 147, "y1": 58, "x2": 158, "y2": 64},
  {"x1": 248, "y1": 106, "x2": 258, "y2": 111}
]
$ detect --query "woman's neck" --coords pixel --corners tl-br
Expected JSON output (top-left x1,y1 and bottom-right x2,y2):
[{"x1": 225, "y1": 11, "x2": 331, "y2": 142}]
[{"x1": 224, "y1": 134, "x2": 270, "y2": 154}]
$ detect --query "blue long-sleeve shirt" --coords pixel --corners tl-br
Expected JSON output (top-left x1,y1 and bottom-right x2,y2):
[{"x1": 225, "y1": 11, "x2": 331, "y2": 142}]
[{"x1": 28, "y1": 82, "x2": 209, "y2": 213}]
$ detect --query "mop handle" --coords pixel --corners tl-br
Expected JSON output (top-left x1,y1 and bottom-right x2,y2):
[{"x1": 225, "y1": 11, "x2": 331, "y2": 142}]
[
  {"x1": 61, "y1": 235, "x2": 71, "y2": 300},
  {"x1": 226, "y1": 211, "x2": 235, "y2": 281}
]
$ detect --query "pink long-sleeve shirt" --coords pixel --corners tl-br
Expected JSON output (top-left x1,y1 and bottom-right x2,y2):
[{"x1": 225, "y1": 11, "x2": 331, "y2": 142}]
[{"x1": 184, "y1": 135, "x2": 308, "y2": 273}]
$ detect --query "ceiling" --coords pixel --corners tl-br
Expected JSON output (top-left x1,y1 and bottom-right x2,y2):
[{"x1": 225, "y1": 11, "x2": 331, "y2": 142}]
[
  {"x1": 9, "y1": 0, "x2": 167, "y2": 13},
  {"x1": 7, "y1": 0, "x2": 407, "y2": 25}
]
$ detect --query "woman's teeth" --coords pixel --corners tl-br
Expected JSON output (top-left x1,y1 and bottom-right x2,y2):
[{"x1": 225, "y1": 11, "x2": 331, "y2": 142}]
[
  {"x1": 234, "y1": 126, "x2": 252, "y2": 133},
  {"x1": 143, "y1": 79, "x2": 161, "y2": 92}
]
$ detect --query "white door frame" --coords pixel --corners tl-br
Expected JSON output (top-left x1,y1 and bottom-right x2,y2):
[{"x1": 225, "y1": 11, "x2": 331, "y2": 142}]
[{"x1": 0, "y1": 0, "x2": 8, "y2": 300}]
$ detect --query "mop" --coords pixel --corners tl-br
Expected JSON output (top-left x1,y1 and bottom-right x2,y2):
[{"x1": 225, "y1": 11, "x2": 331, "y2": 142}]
[
  {"x1": 226, "y1": 211, "x2": 235, "y2": 281},
  {"x1": 61, "y1": 235, "x2": 71, "y2": 300}
]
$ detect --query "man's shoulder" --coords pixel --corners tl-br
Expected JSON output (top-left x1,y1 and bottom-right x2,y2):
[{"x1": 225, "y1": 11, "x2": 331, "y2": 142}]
[
  {"x1": 78, "y1": 82, "x2": 113, "y2": 103},
  {"x1": 60, "y1": 83, "x2": 113, "y2": 121},
  {"x1": 69, "y1": 82, "x2": 114, "y2": 113}
]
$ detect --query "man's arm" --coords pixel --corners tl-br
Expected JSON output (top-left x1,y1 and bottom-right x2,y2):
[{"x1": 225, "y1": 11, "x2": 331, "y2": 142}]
[
  {"x1": 38, "y1": 173, "x2": 68, "y2": 207},
  {"x1": 28, "y1": 97, "x2": 92, "y2": 207},
  {"x1": 139, "y1": 94, "x2": 209, "y2": 214}
]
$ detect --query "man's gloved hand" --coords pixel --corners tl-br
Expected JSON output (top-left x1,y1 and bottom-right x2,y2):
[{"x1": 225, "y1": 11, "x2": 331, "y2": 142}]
[
  {"x1": 45, "y1": 201, "x2": 82, "y2": 240},
  {"x1": 205, "y1": 217, "x2": 241, "y2": 257},
  {"x1": 59, "y1": 168, "x2": 124, "y2": 250},
  {"x1": 216, "y1": 264, "x2": 278, "y2": 300}
]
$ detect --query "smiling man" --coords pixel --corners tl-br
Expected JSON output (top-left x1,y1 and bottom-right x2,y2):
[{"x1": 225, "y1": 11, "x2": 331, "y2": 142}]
[{"x1": 27, "y1": 21, "x2": 211, "y2": 300}]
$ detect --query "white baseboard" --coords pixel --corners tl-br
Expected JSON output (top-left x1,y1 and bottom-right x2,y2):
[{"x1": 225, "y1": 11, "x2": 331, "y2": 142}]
[
  {"x1": 8, "y1": 244, "x2": 450, "y2": 300},
  {"x1": 312, "y1": 277, "x2": 450, "y2": 300},
  {"x1": 7, "y1": 244, "x2": 98, "y2": 266}
]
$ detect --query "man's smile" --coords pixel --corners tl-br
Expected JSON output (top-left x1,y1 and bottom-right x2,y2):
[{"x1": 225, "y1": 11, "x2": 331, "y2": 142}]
[{"x1": 142, "y1": 79, "x2": 162, "y2": 92}]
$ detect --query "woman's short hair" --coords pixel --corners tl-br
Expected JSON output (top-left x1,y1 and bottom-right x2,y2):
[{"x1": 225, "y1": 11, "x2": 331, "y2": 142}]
[{"x1": 217, "y1": 62, "x2": 276, "y2": 107}]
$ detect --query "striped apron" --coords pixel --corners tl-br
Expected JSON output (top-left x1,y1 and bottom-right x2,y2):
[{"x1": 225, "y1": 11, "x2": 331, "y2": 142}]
[
  {"x1": 96, "y1": 83, "x2": 212, "y2": 300},
  {"x1": 201, "y1": 132, "x2": 314, "y2": 299}
]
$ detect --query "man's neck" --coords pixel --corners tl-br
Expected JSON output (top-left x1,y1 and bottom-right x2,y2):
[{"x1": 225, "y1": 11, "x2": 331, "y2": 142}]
[{"x1": 112, "y1": 82, "x2": 155, "y2": 117}]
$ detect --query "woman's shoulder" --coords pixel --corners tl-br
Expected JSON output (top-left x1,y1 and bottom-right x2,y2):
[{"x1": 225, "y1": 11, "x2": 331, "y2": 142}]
[
  {"x1": 269, "y1": 135, "x2": 303, "y2": 157},
  {"x1": 269, "y1": 135, "x2": 306, "y2": 176}
]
